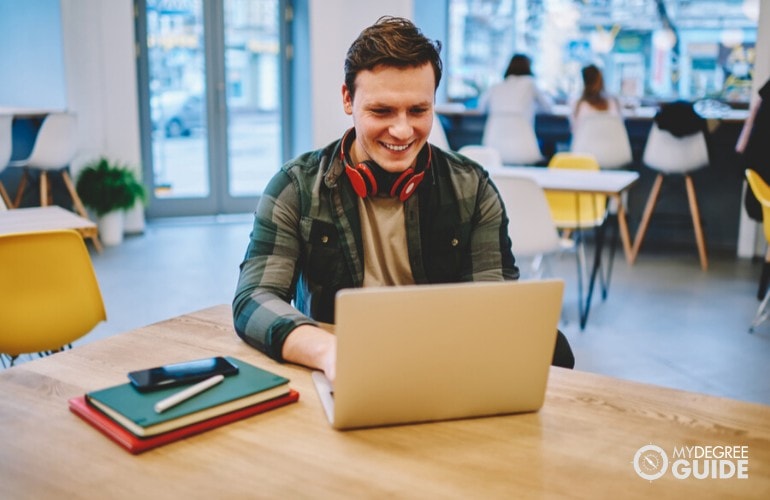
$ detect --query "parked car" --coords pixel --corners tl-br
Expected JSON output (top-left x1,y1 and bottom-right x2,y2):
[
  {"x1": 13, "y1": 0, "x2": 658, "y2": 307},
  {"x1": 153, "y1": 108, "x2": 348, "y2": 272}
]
[{"x1": 150, "y1": 91, "x2": 204, "y2": 137}]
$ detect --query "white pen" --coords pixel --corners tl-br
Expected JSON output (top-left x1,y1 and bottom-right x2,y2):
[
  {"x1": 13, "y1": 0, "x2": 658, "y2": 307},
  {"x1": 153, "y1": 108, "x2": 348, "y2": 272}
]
[{"x1": 154, "y1": 374, "x2": 225, "y2": 413}]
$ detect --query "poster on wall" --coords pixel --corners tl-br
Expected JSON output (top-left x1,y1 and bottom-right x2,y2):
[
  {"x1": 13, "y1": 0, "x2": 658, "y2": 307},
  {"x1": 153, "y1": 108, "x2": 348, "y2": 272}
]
[{"x1": 719, "y1": 42, "x2": 755, "y2": 102}]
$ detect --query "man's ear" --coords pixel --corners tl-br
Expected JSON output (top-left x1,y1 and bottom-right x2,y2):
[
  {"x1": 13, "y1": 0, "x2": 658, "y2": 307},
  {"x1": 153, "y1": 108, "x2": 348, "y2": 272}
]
[{"x1": 342, "y1": 84, "x2": 353, "y2": 115}]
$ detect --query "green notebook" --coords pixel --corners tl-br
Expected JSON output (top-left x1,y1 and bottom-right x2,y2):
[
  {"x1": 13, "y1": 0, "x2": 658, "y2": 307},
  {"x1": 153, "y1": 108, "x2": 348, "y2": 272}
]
[{"x1": 86, "y1": 356, "x2": 290, "y2": 437}]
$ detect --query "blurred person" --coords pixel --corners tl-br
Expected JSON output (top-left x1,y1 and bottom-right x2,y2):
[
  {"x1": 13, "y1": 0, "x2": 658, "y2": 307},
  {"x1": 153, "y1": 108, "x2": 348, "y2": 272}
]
[
  {"x1": 477, "y1": 53, "x2": 553, "y2": 125},
  {"x1": 737, "y1": 77, "x2": 770, "y2": 222},
  {"x1": 571, "y1": 64, "x2": 621, "y2": 130}
]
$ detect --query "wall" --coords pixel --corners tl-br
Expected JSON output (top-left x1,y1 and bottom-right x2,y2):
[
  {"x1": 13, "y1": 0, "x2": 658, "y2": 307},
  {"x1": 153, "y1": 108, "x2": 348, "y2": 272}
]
[
  {"x1": 307, "y1": 0, "x2": 413, "y2": 148},
  {"x1": 59, "y1": 0, "x2": 143, "y2": 230},
  {"x1": 0, "y1": 0, "x2": 67, "y2": 110}
]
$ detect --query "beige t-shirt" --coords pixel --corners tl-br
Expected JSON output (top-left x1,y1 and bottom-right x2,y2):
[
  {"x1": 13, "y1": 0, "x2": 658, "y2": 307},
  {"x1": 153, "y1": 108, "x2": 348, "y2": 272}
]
[{"x1": 358, "y1": 195, "x2": 415, "y2": 287}]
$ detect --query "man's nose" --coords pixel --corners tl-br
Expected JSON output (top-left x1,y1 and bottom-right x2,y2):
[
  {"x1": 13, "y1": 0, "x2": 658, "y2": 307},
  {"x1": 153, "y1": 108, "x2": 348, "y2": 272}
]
[{"x1": 389, "y1": 113, "x2": 413, "y2": 140}]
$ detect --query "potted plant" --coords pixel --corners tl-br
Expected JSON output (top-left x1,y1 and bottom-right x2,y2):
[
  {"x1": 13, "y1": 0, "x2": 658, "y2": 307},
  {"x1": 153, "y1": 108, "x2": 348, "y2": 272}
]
[{"x1": 75, "y1": 157, "x2": 147, "y2": 246}]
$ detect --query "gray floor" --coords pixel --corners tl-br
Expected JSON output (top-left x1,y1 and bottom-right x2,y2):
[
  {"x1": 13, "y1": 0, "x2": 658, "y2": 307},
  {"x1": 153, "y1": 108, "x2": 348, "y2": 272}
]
[{"x1": 52, "y1": 215, "x2": 770, "y2": 407}]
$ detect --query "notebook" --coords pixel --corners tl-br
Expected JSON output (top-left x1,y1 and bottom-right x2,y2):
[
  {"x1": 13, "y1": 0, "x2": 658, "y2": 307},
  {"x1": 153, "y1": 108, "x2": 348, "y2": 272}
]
[{"x1": 312, "y1": 279, "x2": 565, "y2": 430}]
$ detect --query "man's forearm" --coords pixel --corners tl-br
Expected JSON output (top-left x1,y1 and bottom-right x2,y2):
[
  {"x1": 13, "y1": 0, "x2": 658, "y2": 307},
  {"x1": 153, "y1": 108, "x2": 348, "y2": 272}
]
[{"x1": 282, "y1": 324, "x2": 337, "y2": 382}]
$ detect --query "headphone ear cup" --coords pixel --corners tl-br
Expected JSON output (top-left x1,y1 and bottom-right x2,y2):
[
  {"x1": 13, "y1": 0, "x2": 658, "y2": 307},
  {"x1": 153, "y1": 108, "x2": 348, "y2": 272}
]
[
  {"x1": 390, "y1": 168, "x2": 414, "y2": 198},
  {"x1": 395, "y1": 170, "x2": 426, "y2": 201},
  {"x1": 345, "y1": 163, "x2": 378, "y2": 198}
]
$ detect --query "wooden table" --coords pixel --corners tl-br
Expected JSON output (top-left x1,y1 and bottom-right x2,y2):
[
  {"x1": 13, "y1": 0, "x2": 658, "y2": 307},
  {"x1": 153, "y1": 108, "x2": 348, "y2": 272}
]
[
  {"x1": 1, "y1": 305, "x2": 768, "y2": 499},
  {"x1": 0, "y1": 205, "x2": 102, "y2": 252},
  {"x1": 489, "y1": 166, "x2": 639, "y2": 329}
]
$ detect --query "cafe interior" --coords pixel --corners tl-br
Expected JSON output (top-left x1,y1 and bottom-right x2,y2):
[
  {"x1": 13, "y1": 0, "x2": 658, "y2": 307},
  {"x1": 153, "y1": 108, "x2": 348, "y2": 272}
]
[{"x1": 2, "y1": 0, "x2": 770, "y2": 408}]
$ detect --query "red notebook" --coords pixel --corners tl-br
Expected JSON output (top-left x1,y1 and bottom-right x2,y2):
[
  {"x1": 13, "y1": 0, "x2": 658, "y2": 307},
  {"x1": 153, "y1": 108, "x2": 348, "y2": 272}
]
[{"x1": 69, "y1": 389, "x2": 299, "y2": 454}]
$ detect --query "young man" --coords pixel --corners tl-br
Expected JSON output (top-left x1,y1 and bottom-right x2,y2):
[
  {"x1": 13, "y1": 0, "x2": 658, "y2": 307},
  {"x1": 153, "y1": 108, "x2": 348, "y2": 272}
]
[{"x1": 233, "y1": 17, "x2": 574, "y2": 382}]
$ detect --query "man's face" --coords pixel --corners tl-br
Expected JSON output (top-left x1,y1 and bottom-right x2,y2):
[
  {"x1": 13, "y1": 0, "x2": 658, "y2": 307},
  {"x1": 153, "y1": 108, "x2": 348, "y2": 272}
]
[{"x1": 342, "y1": 63, "x2": 435, "y2": 173}]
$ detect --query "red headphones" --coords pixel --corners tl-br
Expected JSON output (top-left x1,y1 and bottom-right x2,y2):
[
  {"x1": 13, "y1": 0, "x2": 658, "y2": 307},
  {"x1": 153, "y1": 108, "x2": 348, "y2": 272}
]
[{"x1": 340, "y1": 129, "x2": 431, "y2": 202}]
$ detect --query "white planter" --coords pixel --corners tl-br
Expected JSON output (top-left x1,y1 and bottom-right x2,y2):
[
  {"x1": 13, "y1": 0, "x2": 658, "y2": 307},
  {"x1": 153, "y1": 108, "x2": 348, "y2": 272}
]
[{"x1": 98, "y1": 211, "x2": 125, "y2": 246}]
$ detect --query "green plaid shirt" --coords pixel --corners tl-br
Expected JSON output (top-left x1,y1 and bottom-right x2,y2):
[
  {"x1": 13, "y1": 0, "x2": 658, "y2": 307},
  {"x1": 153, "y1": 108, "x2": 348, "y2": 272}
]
[{"x1": 233, "y1": 137, "x2": 519, "y2": 361}]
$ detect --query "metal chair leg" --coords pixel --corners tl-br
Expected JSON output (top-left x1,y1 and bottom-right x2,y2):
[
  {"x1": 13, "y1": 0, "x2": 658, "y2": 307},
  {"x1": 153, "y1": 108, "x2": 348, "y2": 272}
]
[{"x1": 750, "y1": 288, "x2": 770, "y2": 333}]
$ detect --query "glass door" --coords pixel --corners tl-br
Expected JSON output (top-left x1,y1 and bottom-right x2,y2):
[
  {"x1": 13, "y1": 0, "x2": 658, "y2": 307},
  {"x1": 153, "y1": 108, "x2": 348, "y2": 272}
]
[{"x1": 136, "y1": 0, "x2": 290, "y2": 217}]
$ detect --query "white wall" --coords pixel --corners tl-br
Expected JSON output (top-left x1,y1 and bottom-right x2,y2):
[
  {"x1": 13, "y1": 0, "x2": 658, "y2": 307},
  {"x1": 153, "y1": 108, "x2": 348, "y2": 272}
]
[
  {"x1": 0, "y1": 0, "x2": 67, "y2": 109},
  {"x1": 308, "y1": 0, "x2": 414, "y2": 148},
  {"x1": 60, "y1": 0, "x2": 143, "y2": 230}
]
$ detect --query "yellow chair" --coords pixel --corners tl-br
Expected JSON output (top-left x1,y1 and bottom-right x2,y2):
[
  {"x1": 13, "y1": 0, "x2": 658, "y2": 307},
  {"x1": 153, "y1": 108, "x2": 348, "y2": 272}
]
[
  {"x1": 545, "y1": 153, "x2": 610, "y2": 328},
  {"x1": 0, "y1": 229, "x2": 106, "y2": 366},
  {"x1": 745, "y1": 169, "x2": 770, "y2": 333},
  {"x1": 545, "y1": 153, "x2": 607, "y2": 230}
]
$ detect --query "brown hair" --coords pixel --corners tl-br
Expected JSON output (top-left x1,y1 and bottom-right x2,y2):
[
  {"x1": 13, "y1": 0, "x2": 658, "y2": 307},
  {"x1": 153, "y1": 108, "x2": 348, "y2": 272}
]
[
  {"x1": 580, "y1": 64, "x2": 609, "y2": 110},
  {"x1": 504, "y1": 54, "x2": 533, "y2": 78},
  {"x1": 344, "y1": 16, "x2": 443, "y2": 99}
]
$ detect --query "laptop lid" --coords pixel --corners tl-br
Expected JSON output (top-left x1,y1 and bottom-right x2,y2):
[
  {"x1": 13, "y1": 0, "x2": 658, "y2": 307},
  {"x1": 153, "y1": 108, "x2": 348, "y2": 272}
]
[{"x1": 313, "y1": 279, "x2": 564, "y2": 430}]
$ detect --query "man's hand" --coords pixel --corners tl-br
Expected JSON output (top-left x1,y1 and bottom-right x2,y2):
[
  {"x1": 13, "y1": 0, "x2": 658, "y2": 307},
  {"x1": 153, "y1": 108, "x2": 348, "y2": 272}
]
[{"x1": 281, "y1": 324, "x2": 337, "y2": 383}]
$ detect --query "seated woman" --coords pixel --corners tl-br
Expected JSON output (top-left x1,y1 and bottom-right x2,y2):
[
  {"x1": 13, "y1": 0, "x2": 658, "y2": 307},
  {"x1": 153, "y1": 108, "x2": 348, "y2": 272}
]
[
  {"x1": 477, "y1": 53, "x2": 552, "y2": 125},
  {"x1": 571, "y1": 64, "x2": 621, "y2": 131}
]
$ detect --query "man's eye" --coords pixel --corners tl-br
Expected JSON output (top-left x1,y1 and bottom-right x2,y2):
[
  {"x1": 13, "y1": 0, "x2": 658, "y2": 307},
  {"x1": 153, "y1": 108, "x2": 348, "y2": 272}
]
[
  {"x1": 371, "y1": 109, "x2": 389, "y2": 115},
  {"x1": 410, "y1": 108, "x2": 429, "y2": 115}
]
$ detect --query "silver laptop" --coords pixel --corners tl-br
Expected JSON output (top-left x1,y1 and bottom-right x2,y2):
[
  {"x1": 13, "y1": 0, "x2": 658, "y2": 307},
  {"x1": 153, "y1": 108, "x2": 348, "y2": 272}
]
[{"x1": 312, "y1": 279, "x2": 564, "y2": 430}]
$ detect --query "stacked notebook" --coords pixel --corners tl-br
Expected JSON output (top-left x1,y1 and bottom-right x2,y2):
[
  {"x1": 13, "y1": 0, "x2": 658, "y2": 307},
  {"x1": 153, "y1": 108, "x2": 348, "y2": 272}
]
[{"x1": 69, "y1": 356, "x2": 299, "y2": 454}]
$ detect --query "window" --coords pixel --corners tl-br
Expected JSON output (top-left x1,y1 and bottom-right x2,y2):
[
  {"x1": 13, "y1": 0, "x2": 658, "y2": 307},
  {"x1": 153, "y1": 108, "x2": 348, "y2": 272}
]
[{"x1": 447, "y1": 0, "x2": 759, "y2": 106}]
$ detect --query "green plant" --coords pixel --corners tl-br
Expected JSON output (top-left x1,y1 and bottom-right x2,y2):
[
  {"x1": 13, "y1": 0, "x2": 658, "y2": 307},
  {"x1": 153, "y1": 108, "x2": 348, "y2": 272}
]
[{"x1": 75, "y1": 157, "x2": 147, "y2": 216}]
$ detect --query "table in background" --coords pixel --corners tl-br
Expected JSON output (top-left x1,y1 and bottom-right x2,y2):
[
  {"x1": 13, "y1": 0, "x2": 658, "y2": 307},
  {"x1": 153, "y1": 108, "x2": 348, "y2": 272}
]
[
  {"x1": 489, "y1": 166, "x2": 639, "y2": 329},
  {"x1": 1, "y1": 304, "x2": 768, "y2": 498},
  {"x1": 0, "y1": 206, "x2": 102, "y2": 252}
]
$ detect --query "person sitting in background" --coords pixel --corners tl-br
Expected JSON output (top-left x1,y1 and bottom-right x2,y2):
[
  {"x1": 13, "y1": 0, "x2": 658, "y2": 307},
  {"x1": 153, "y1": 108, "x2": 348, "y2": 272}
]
[
  {"x1": 737, "y1": 77, "x2": 770, "y2": 222},
  {"x1": 571, "y1": 64, "x2": 621, "y2": 130},
  {"x1": 477, "y1": 53, "x2": 552, "y2": 125}
]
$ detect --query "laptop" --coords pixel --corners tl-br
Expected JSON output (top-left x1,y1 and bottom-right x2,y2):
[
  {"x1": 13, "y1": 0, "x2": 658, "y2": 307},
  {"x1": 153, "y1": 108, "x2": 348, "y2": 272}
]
[{"x1": 312, "y1": 279, "x2": 564, "y2": 430}]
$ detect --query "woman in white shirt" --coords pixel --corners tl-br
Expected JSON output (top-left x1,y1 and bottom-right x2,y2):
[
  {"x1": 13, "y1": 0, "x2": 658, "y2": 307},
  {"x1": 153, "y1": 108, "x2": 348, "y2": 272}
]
[
  {"x1": 478, "y1": 54, "x2": 552, "y2": 124},
  {"x1": 476, "y1": 54, "x2": 552, "y2": 164},
  {"x1": 572, "y1": 64, "x2": 621, "y2": 129}
]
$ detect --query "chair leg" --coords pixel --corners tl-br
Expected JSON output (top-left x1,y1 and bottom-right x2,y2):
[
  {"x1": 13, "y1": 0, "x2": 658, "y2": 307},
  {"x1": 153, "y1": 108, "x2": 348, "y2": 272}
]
[
  {"x1": 0, "y1": 181, "x2": 11, "y2": 208},
  {"x1": 61, "y1": 170, "x2": 91, "y2": 220},
  {"x1": 40, "y1": 171, "x2": 49, "y2": 206},
  {"x1": 13, "y1": 168, "x2": 29, "y2": 207},
  {"x1": 759, "y1": 250, "x2": 770, "y2": 301},
  {"x1": 631, "y1": 173, "x2": 663, "y2": 263},
  {"x1": 684, "y1": 174, "x2": 708, "y2": 270},
  {"x1": 750, "y1": 287, "x2": 770, "y2": 333}
]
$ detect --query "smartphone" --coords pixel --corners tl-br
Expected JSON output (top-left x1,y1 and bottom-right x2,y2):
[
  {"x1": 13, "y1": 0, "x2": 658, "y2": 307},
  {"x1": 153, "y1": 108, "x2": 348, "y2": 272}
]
[{"x1": 128, "y1": 356, "x2": 239, "y2": 392}]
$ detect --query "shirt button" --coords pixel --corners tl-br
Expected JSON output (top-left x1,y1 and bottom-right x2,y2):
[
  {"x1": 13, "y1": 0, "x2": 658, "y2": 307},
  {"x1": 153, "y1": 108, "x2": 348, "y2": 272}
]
[
  {"x1": 321, "y1": 235, "x2": 329, "y2": 244},
  {"x1": 451, "y1": 238, "x2": 459, "y2": 247}
]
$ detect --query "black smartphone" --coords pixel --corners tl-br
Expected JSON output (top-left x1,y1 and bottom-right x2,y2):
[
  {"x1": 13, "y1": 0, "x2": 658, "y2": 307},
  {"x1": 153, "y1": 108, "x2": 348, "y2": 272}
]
[{"x1": 128, "y1": 356, "x2": 239, "y2": 392}]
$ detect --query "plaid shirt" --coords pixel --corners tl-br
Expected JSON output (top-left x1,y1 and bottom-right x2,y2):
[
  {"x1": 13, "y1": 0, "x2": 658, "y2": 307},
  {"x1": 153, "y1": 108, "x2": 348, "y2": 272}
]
[{"x1": 233, "y1": 137, "x2": 519, "y2": 361}]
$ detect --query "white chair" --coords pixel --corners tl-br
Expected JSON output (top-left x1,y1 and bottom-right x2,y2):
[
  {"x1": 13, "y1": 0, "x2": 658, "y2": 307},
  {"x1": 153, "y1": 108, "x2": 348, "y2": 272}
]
[
  {"x1": 8, "y1": 113, "x2": 90, "y2": 219},
  {"x1": 429, "y1": 113, "x2": 451, "y2": 150},
  {"x1": 0, "y1": 114, "x2": 12, "y2": 208},
  {"x1": 570, "y1": 114, "x2": 632, "y2": 170},
  {"x1": 482, "y1": 113, "x2": 543, "y2": 165},
  {"x1": 492, "y1": 174, "x2": 572, "y2": 279},
  {"x1": 631, "y1": 122, "x2": 710, "y2": 270},
  {"x1": 458, "y1": 145, "x2": 503, "y2": 169}
]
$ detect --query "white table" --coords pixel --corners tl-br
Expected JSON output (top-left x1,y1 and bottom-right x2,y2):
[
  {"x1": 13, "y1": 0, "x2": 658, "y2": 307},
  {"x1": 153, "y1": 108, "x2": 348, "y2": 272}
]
[
  {"x1": 488, "y1": 166, "x2": 639, "y2": 329},
  {"x1": 0, "y1": 206, "x2": 102, "y2": 252}
]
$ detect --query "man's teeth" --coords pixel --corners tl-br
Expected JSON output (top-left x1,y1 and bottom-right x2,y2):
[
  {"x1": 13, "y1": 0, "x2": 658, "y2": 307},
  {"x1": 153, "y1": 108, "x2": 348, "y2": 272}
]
[{"x1": 384, "y1": 143, "x2": 409, "y2": 152}]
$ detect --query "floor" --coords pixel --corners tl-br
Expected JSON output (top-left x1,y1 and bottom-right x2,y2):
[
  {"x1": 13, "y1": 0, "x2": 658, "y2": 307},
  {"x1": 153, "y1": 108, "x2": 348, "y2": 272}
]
[{"x1": 22, "y1": 214, "x2": 770, "y2": 407}]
